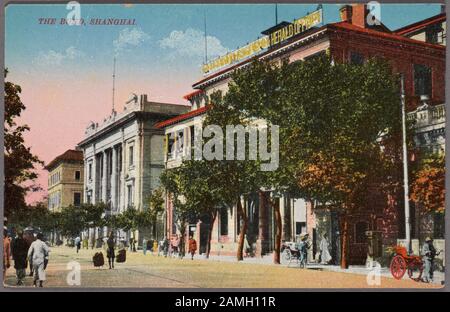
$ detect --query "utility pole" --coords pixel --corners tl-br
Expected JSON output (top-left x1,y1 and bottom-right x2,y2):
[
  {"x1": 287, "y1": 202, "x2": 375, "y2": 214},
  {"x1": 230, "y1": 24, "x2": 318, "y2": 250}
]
[
  {"x1": 275, "y1": 3, "x2": 278, "y2": 25},
  {"x1": 112, "y1": 57, "x2": 116, "y2": 114},
  {"x1": 204, "y1": 9, "x2": 208, "y2": 64},
  {"x1": 400, "y1": 74, "x2": 411, "y2": 254}
]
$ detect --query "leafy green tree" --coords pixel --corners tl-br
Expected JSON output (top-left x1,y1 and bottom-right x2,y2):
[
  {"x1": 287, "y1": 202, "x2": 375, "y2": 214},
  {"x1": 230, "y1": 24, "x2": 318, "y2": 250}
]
[
  {"x1": 4, "y1": 69, "x2": 43, "y2": 217},
  {"x1": 148, "y1": 187, "x2": 165, "y2": 238},
  {"x1": 221, "y1": 55, "x2": 402, "y2": 268}
]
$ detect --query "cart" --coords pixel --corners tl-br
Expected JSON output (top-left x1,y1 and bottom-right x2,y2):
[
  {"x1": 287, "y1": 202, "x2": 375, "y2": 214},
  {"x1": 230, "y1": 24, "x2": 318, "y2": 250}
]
[{"x1": 389, "y1": 246, "x2": 423, "y2": 281}]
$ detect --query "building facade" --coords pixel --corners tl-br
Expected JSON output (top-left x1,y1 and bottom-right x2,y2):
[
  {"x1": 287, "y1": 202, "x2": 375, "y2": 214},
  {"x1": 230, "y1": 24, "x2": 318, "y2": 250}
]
[
  {"x1": 78, "y1": 94, "x2": 190, "y2": 242},
  {"x1": 45, "y1": 149, "x2": 84, "y2": 212},
  {"x1": 159, "y1": 4, "x2": 445, "y2": 263}
]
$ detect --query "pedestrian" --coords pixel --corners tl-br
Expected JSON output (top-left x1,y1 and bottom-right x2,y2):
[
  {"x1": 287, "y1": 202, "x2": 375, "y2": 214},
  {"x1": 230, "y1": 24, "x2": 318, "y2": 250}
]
[
  {"x1": 75, "y1": 236, "x2": 81, "y2": 253},
  {"x1": 142, "y1": 237, "x2": 147, "y2": 255},
  {"x1": 106, "y1": 232, "x2": 116, "y2": 269},
  {"x1": 152, "y1": 240, "x2": 158, "y2": 256},
  {"x1": 172, "y1": 235, "x2": 180, "y2": 258},
  {"x1": 11, "y1": 230, "x2": 29, "y2": 286},
  {"x1": 319, "y1": 233, "x2": 332, "y2": 265},
  {"x1": 27, "y1": 233, "x2": 49, "y2": 287},
  {"x1": 163, "y1": 237, "x2": 170, "y2": 257},
  {"x1": 188, "y1": 236, "x2": 197, "y2": 260},
  {"x1": 3, "y1": 229, "x2": 11, "y2": 283},
  {"x1": 83, "y1": 237, "x2": 89, "y2": 249},
  {"x1": 422, "y1": 237, "x2": 441, "y2": 283},
  {"x1": 297, "y1": 234, "x2": 310, "y2": 268}
]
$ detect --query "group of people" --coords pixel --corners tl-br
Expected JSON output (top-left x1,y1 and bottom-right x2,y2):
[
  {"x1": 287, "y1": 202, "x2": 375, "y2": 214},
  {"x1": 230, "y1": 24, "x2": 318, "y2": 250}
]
[
  {"x1": 152, "y1": 235, "x2": 197, "y2": 260},
  {"x1": 3, "y1": 229, "x2": 50, "y2": 287},
  {"x1": 293, "y1": 233, "x2": 333, "y2": 267}
]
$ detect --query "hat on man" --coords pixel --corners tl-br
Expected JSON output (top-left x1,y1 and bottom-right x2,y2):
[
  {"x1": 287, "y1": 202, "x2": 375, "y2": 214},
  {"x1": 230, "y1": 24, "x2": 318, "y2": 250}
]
[{"x1": 425, "y1": 237, "x2": 433, "y2": 242}]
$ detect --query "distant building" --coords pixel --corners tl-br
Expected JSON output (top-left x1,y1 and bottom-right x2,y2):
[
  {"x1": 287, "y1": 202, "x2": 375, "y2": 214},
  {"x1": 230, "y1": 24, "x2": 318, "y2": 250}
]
[
  {"x1": 77, "y1": 94, "x2": 190, "y2": 242},
  {"x1": 45, "y1": 149, "x2": 84, "y2": 211}
]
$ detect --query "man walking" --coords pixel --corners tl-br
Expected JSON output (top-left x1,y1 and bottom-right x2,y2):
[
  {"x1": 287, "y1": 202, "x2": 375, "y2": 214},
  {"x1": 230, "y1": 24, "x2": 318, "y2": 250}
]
[
  {"x1": 75, "y1": 236, "x2": 81, "y2": 253},
  {"x1": 422, "y1": 237, "x2": 440, "y2": 283},
  {"x1": 3, "y1": 229, "x2": 11, "y2": 284},
  {"x1": 188, "y1": 236, "x2": 197, "y2": 260},
  {"x1": 11, "y1": 230, "x2": 29, "y2": 286},
  {"x1": 27, "y1": 233, "x2": 49, "y2": 287},
  {"x1": 106, "y1": 232, "x2": 116, "y2": 269}
]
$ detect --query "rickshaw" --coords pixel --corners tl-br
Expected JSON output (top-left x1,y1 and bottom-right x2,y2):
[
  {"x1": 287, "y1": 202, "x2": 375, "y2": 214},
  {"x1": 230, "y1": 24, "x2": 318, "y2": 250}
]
[{"x1": 389, "y1": 246, "x2": 423, "y2": 281}]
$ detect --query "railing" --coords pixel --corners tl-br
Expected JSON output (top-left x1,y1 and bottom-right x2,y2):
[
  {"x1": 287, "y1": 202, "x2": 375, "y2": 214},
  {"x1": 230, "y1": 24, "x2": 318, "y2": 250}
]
[{"x1": 407, "y1": 103, "x2": 445, "y2": 127}]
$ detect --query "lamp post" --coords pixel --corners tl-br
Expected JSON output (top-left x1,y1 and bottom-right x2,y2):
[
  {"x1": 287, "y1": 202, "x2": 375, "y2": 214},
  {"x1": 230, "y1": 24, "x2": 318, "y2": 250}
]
[{"x1": 400, "y1": 74, "x2": 411, "y2": 254}]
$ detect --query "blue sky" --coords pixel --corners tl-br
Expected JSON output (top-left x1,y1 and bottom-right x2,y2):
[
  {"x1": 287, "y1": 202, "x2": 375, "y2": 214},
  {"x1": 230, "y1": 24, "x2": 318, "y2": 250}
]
[
  {"x1": 6, "y1": 3, "x2": 443, "y2": 79},
  {"x1": 4, "y1": 3, "x2": 444, "y2": 204}
]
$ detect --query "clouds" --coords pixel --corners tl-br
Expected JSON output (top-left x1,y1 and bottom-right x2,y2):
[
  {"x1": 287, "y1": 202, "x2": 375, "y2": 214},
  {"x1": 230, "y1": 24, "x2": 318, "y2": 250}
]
[
  {"x1": 159, "y1": 28, "x2": 228, "y2": 60},
  {"x1": 33, "y1": 46, "x2": 84, "y2": 66},
  {"x1": 113, "y1": 28, "x2": 150, "y2": 55}
]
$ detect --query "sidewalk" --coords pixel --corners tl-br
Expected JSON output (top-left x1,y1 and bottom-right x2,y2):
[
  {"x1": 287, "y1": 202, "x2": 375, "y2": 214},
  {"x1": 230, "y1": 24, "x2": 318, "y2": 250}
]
[{"x1": 194, "y1": 253, "x2": 445, "y2": 285}]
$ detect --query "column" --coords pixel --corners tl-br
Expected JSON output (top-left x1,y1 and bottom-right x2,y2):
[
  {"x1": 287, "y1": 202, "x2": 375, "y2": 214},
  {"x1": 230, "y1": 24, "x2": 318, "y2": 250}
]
[
  {"x1": 111, "y1": 146, "x2": 117, "y2": 211},
  {"x1": 102, "y1": 151, "x2": 107, "y2": 203}
]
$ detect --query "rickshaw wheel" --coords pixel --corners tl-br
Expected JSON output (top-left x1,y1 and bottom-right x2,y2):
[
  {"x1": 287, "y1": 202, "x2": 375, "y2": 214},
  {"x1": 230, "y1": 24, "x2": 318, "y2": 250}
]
[
  {"x1": 390, "y1": 255, "x2": 407, "y2": 280},
  {"x1": 282, "y1": 249, "x2": 292, "y2": 262}
]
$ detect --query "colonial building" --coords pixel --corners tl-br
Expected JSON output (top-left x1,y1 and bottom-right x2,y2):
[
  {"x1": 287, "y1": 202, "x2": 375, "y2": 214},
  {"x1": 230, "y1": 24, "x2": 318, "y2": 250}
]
[
  {"x1": 158, "y1": 4, "x2": 445, "y2": 263},
  {"x1": 77, "y1": 94, "x2": 189, "y2": 242},
  {"x1": 45, "y1": 149, "x2": 84, "y2": 211}
]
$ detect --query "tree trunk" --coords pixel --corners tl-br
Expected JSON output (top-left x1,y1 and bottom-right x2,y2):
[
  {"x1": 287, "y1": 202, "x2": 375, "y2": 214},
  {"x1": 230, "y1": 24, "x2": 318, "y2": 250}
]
[
  {"x1": 179, "y1": 221, "x2": 186, "y2": 258},
  {"x1": 236, "y1": 198, "x2": 248, "y2": 261},
  {"x1": 205, "y1": 210, "x2": 217, "y2": 259},
  {"x1": 340, "y1": 216, "x2": 349, "y2": 269},
  {"x1": 273, "y1": 198, "x2": 282, "y2": 264},
  {"x1": 283, "y1": 195, "x2": 292, "y2": 241}
]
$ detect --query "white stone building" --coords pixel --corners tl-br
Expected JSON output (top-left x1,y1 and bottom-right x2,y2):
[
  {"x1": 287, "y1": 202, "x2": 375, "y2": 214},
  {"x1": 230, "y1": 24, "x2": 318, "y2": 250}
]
[{"x1": 77, "y1": 94, "x2": 189, "y2": 242}]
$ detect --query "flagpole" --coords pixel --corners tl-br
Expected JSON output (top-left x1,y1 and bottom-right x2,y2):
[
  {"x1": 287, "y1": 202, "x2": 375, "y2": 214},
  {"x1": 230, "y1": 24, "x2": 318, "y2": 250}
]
[{"x1": 400, "y1": 74, "x2": 411, "y2": 254}]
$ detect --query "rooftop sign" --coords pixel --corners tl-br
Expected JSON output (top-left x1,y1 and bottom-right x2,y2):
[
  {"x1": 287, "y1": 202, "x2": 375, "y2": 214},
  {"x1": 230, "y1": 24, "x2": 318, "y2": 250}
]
[{"x1": 201, "y1": 9, "x2": 323, "y2": 74}]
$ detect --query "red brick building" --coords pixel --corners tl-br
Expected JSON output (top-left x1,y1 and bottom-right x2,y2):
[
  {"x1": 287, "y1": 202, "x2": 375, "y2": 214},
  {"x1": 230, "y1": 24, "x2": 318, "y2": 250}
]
[{"x1": 158, "y1": 4, "x2": 445, "y2": 264}]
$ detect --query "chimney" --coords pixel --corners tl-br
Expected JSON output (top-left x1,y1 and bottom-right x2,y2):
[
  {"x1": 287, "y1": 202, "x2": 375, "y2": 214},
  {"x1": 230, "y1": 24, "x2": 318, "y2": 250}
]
[
  {"x1": 339, "y1": 5, "x2": 352, "y2": 23},
  {"x1": 351, "y1": 4, "x2": 367, "y2": 28}
]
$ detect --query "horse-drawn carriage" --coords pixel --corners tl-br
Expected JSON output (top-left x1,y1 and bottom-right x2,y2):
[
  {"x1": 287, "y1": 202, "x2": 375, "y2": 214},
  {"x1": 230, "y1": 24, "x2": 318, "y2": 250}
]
[{"x1": 389, "y1": 246, "x2": 423, "y2": 281}]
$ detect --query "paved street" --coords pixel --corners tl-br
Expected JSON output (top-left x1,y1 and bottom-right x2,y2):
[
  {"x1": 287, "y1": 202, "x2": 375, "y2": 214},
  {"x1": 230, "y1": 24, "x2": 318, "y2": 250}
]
[{"x1": 4, "y1": 246, "x2": 442, "y2": 289}]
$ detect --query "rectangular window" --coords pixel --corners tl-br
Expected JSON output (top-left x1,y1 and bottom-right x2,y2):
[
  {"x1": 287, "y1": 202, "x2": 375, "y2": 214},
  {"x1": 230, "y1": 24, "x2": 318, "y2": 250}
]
[
  {"x1": 129, "y1": 146, "x2": 134, "y2": 166},
  {"x1": 190, "y1": 125, "x2": 195, "y2": 150},
  {"x1": 88, "y1": 163, "x2": 92, "y2": 180},
  {"x1": 220, "y1": 208, "x2": 228, "y2": 236},
  {"x1": 73, "y1": 192, "x2": 81, "y2": 207},
  {"x1": 75, "y1": 170, "x2": 81, "y2": 181},
  {"x1": 350, "y1": 51, "x2": 364, "y2": 65},
  {"x1": 127, "y1": 185, "x2": 133, "y2": 207},
  {"x1": 167, "y1": 134, "x2": 175, "y2": 159},
  {"x1": 414, "y1": 64, "x2": 432, "y2": 96}
]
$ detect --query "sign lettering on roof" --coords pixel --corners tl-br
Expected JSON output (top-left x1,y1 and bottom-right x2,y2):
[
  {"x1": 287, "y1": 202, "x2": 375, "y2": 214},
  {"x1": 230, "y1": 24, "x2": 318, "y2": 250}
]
[{"x1": 202, "y1": 9, "x2": 323, "y2": 74}]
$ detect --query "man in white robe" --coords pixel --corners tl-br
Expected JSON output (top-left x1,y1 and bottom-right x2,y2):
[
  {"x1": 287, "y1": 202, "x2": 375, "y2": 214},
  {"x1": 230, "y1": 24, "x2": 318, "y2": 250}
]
[
  {"x1": 319, "y1": 233, "x2": 332, "y2": 264},
  {"x1": 27, "y1": 233, "x2": 50, "y2": 287}
]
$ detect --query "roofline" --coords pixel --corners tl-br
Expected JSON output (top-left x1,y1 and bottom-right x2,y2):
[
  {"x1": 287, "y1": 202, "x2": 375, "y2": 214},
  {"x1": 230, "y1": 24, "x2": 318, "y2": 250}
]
[
  {"x1": 154, "y1": 105, "x2": 210, "y2": 129},
  {"x1": 328, "y1": 21, "x2": 446, "y2": 51},
  {"x1": 77, "y1": 111, "x2": 178, "y2": 147},
  {"x1": 193, "y1": 20, "x2": 445, "y2": 89},
  {"x1": 395, "y1": 13, "x2": 446, "y2": 36},
  {"x1": 44, "y1": 150, "x2": 83, "y2": 171}
]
